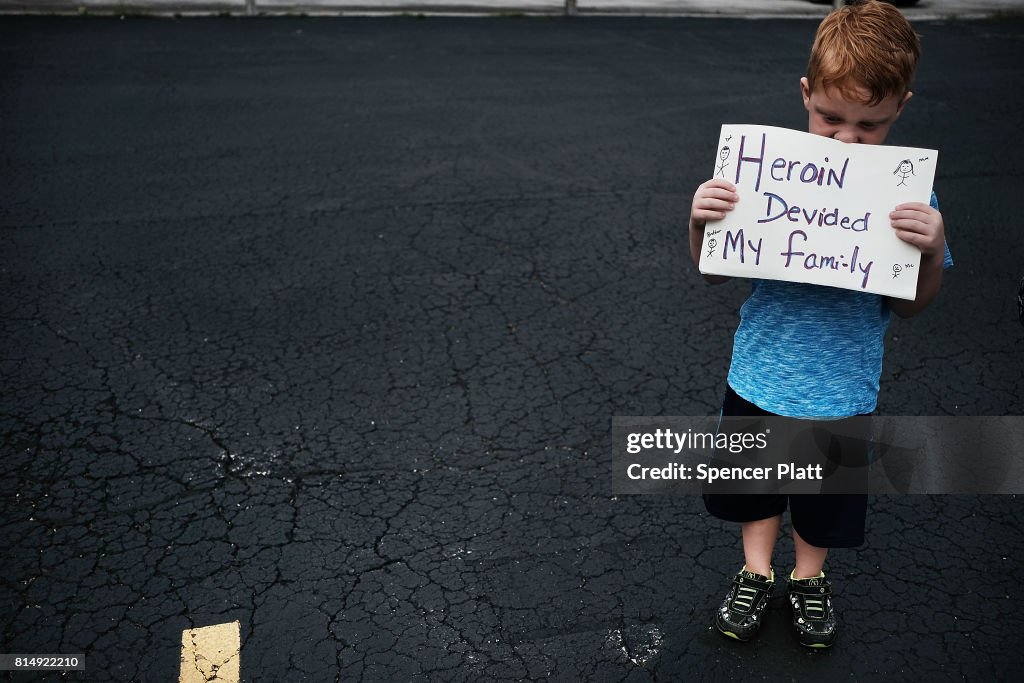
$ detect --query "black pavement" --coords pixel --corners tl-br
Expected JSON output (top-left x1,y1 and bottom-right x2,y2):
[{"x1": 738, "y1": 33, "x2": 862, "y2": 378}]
[{"x1": 2, "y1": 14, "x2": 1023, "y2": 682}]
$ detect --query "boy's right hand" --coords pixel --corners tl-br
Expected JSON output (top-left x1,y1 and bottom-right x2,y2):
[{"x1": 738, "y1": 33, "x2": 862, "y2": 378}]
[
  {"x1": 688, "y1": 179, "x2": 739, "y2": 281},
  {"x1": 690, "y1": 179, "x2": 740, "y2": 230}
]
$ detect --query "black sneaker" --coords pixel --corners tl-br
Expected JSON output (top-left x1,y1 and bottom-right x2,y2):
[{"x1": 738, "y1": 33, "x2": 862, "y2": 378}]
[
  {"x1": 787, "y1": 572, "x2": 837, "y2": 648},
  {"x1": 714, "y1": 567, "x2": 774, "y2": 642}
]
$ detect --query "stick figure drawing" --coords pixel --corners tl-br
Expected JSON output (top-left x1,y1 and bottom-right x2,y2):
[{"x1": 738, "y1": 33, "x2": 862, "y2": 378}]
[
  {"x1": 894, "y1": 159, "x2": 915, "y2": 187},
  {"x1": 716, "y1": 146, "x2": 731, "y2": 178},
  {"x1": 706, "y1": 229, "x2": 721, "y2": 258},
  {"x1": 706, "y1": 237, "x2": 718, "y2": 258}
]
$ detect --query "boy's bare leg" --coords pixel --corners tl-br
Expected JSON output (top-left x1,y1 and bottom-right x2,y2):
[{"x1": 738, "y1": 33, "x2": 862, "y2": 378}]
[
  {"x1": 792, "y1": 528, "x2": 829, "y2": 578},
  {"x1": 741, "y1": 515, "x2": 782, "y2": 576}
]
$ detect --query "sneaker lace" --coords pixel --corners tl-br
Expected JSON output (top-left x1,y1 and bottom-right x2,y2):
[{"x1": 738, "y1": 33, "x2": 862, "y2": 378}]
[
  {"x1": 795, "y1": 577, "x2": 828, "y2": 621},
  {"x1": 731, "y1": 583, "x2": 760, "y2": 610},
  {"x1": 801, "y1": 593, "x2": 826, "y2": 620}
]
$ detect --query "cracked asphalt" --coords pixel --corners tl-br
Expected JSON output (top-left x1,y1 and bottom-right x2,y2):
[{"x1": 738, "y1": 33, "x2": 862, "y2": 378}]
[{"x1": 2, "y1": 14, "x2": 1023, "y2": 682}]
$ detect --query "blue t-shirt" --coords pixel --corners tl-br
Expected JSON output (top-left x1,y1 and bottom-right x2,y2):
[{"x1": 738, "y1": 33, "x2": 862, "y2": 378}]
[{"x1": 727, "y1": 192, "x2": 953, "y2": 418}]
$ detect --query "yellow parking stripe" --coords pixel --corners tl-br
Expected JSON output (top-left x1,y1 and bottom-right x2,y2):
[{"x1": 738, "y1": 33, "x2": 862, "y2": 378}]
[{"x1": 179, "y1": 621, "x2": 240, "y2": 683}]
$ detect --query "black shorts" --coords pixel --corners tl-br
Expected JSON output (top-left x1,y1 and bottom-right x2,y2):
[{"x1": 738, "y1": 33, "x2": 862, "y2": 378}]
[{"x1": 702, "y1": 385, "x2": 869, "y2": 548}]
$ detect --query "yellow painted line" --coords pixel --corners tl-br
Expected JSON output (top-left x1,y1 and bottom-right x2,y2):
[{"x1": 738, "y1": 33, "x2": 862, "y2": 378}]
[{"x1": 179, "y1": 621, "x2": 240, "y2": 683}]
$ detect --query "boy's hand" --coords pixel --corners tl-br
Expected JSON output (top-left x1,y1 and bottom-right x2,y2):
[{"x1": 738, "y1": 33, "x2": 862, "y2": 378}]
[
  {"x1": 690, "y1": 179, "x2": 740, "y2": 229},
  {"x1": 688, "y1": 179, "x2": 738, "y2": 282},
  {"x1": 889, "y1": 202, "x2": 945, "y2": 259},
  {"x1": 887, "y1": 202, "x2": 946, "y2": 318}
]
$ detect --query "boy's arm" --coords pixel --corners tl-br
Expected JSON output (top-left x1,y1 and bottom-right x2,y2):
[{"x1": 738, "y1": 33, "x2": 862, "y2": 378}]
[
  {"x1": 689, "y1": 179, "x2": 738, "y2": 285},
  {"x1": 886, "y1": 201, "x2": 946, "y2": 318}
]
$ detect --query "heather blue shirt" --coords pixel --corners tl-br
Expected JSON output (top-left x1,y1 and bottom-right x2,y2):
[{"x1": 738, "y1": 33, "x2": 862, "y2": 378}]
[{"x1": 727, "y1": 192, "x2": 952, "y2": 418}]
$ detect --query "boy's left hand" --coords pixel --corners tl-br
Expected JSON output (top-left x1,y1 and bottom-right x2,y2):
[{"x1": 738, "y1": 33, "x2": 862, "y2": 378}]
[{"x1": 889, "y1": 202, "x2": 945, "y2": 259}]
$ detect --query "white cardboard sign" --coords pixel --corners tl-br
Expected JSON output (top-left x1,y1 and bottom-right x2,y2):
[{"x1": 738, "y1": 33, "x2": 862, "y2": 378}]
[{"x1": 699, "y1": 124, "x2": 937, "y2": 300}]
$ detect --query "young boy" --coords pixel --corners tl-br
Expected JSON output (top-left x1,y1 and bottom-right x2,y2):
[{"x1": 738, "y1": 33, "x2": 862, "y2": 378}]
[{"x1": 687, "y1": 0, "x2": 952, "y2": 648}]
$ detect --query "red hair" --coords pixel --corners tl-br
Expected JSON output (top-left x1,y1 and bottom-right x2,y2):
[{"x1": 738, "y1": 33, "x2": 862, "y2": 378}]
[{"x1": 807, "y1": 0, "x2": 921, "y2": 105}]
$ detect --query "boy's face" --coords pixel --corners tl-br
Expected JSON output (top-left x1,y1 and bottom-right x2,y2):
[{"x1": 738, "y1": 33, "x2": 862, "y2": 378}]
[{"x1": 800, "y1": 77, "x2": 911, "y2": 146}]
